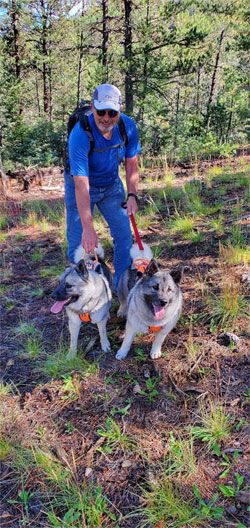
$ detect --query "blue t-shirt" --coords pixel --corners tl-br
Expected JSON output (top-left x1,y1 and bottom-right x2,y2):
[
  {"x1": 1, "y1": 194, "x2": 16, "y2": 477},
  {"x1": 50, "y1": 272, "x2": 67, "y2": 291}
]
[{"x1": 68, "y1": 112, "x2": 141, "y2": 187}]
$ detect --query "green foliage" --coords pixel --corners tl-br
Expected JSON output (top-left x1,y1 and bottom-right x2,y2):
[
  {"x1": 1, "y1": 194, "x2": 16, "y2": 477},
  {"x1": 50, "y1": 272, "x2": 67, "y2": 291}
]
[
  {"x1": 1, "y1": 0, "x2": 249, "y2": 169},
  {"x1": 2, "y1": 119, "x2": 64, "y2": 169},
  {"x1": 190, "y1": 405, "x2": 233, "y2": 454}
]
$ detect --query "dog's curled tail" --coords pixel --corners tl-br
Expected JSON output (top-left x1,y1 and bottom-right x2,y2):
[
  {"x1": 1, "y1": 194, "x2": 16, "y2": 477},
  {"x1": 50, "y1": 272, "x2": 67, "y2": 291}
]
[
  {"x1": 130, "y1": 242, "x2": 153, "y2": 269},
  {"x1": 74, "y1": 243, "x2": 105, "y2": 264}
]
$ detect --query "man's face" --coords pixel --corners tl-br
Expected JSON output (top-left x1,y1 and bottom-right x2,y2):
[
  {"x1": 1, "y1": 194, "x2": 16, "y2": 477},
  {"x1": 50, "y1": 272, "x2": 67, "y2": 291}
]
[{"x1": 91, "y1": 104, "x2": 120, "y2": 134}]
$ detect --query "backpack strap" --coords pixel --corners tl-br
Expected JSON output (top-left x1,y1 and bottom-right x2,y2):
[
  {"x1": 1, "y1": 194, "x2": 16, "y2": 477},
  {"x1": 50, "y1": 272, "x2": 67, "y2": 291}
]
[
  {"x1": 79, "y1": 114, "x2": 95, "y2": 156},
  {"x1": 77, "y1": 114, "x2": 128, "y2": 160},
  {"x1": 117, "y1": 116, "x2": 128, "y2": 147}
]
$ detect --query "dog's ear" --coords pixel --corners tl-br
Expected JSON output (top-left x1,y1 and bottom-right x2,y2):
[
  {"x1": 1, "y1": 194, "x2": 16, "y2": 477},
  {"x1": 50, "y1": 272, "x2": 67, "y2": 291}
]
[
  {"x1": 170, "y1": 267, "x2": 183, "y2": 285},
  {"x1": 94, "y1": 263, "x2": 104, "y2": 275},
  {"x1": 144, "y1": 259, "x2": 159, "y2": 277},
  {"x1": 76, "y1": 259, "x2": 89, "y2": 278}
]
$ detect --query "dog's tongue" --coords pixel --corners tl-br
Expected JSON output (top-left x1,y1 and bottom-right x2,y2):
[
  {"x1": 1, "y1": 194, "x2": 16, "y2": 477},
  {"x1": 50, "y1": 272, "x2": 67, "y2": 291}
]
[
  {"x1": 153, "y1": 304, "x2": 165, "y2": 320},
  {"x1": 50, "y1": 298, "x2": 71, "y2": 314}
]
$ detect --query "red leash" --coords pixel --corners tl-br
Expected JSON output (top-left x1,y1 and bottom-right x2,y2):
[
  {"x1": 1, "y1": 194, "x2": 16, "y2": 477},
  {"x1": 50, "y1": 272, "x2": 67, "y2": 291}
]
[{"x1": 121, "y1": 202, "x2": 144, "y2": 250}]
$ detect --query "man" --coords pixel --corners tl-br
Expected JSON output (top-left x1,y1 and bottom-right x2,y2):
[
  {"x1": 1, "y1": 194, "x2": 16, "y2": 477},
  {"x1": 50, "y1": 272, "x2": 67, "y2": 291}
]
[{"x1": 64, "y1": 83, "x2": 141, "y2": 289}]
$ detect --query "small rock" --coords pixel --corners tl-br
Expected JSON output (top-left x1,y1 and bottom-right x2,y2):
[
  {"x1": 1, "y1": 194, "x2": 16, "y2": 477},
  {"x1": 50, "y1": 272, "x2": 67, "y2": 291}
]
[
  {"x1": 122, "y1": 460, "x2": 132, "y2": 468},
  {"x1": 236, "y1": 490, "x2": 250, "y2": 505},
  {"x1": 85, "y1": 467, "x2": 92, "y2": 477},
  {"x1": 133, "y1": 384, "x2": 142, "y2": 394},
  {"x1": 143, "y1": 368, "x2": 150, "y2": 379},
  {"x1": 218, "y1": 332, "x2": 240, "y2": 347},
  {"x1": 225, "y1": 332, "x2": 240, "y2": 344}
]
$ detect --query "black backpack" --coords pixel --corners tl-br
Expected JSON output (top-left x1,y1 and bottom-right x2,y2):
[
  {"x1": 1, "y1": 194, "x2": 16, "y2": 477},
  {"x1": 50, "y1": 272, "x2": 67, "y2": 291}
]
[{"x1": 65, "y1": 100, "x2": 128, "y2": 173}]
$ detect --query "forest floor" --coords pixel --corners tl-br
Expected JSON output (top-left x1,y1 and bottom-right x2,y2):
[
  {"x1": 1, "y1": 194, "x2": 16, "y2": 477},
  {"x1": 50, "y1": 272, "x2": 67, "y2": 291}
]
[{"x1": 0, "y1": 156, "x2": 250, "y2": 528}]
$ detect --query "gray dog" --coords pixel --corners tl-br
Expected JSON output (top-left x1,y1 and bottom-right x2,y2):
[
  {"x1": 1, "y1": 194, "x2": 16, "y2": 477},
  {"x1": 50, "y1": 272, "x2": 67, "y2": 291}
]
[
  {"x1": 116, "y1": 259, "x2": 183, "y2": 360},
  {"x1": 50, "y1": 246, "x2": 113, "y2": 360}
]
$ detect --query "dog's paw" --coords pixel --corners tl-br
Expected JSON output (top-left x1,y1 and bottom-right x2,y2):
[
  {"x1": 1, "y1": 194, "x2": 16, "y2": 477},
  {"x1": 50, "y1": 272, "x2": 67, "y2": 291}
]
[
  {"x1": 66, "y1": 350, "x2": 77, "y2": 361},
  {"x1": 150, "y1": 349, "x2": 162, "y2": 360},
  {"x1": 101, "y1": 339, "x2": 111, "y2": 353},
  {"x1": 117, "y1": 306, "x2": 127, "y2": 317},
  {"x1": 116, "y1": 348, "x2": 129, "y2": 360}
]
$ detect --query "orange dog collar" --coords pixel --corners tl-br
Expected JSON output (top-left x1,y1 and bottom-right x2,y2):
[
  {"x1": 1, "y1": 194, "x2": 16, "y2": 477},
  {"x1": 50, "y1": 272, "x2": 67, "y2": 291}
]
[
  {"x1": 149, "y1": 325, "x2": 162, "y2": 332},
  {"x1": 79, "y1": 313, "x2": 91, "y2": 322},
  {"x1": 134, "y1": 258, "x2": 151, "y2": 274}
]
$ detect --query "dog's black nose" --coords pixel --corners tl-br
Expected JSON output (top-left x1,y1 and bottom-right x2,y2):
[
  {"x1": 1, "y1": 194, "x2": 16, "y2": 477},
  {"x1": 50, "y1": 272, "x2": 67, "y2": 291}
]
[{"x1": 160, "y1": 300, "x2": 167, "y2": 306}]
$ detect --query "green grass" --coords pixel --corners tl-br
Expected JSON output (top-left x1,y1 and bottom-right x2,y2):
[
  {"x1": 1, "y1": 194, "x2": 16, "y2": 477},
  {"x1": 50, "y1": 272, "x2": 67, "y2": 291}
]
[
  {"x1": 169, "y1": 214, "x2": 196, "y2": 235},
  {"x1": 190, "y1": 405, "x2": 233, "y2": 454},
  {"x1": 39, "y1": 345, "x2": 100, "y2": 379},
  {"x1": 40, "y1": 264, "x2": 66, "y2": 278},
  {"x1": 3, "y1": 443, "x2": 117, "y2": 527},
  {"x1": 206, "y1": 280, "x2": 249, "y2": 329},
  {"x1": 135, "y1": 477, "x2": 224, "y2": 527},
  {"x1": 97, "y1": 417, "x2": 137, "y2": 454},
  {"x1": 0, "y1": 214, "x2": 10, "y2": 229}
]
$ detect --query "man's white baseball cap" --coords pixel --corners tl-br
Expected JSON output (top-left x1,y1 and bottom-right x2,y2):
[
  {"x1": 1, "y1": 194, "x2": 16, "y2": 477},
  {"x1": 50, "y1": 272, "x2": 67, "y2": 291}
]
[{"x1": 93, "y1": 84, "x2": 122, "y2": 112}]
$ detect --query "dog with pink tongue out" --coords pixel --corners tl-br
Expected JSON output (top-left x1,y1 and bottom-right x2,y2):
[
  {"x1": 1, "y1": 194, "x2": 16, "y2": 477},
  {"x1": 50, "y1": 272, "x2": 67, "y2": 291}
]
[
  {"x1": 50, "y1": 244, "x2": 113, "y2": 361},
  {"x1": 116, "y1": 259, "x2": 183, "y2": 360}
]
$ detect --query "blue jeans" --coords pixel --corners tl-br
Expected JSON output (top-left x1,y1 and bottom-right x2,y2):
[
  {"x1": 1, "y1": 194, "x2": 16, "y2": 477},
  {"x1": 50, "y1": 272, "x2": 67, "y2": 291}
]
[{"x1": 64, "y1": 174, "x2": 132, "y2": 289}]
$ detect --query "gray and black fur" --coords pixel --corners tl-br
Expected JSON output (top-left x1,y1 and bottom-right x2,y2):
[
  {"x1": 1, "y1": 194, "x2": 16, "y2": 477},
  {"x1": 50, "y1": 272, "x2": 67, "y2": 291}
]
[
  {"x1": 50, "y1": 248, "x2": 113, "y2": 360},
  {"x1": 116, "y1": 259, "x2": 183, "y2": 360}
]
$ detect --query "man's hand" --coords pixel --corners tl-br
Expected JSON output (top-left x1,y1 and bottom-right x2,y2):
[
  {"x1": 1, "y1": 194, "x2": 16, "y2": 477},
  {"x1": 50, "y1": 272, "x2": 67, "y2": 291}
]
[
  {"x1": 126, "y1": 195, "x2": 138, "y2": 216},
  {"x1": 82, "y1": 226, "x2": 98, "y2": 254}
]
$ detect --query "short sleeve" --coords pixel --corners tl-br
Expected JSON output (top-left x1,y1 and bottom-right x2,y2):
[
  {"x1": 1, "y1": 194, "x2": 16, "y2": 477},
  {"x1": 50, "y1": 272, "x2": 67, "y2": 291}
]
[{"x1": 68, "y1": 122, "x2": 90, "y2": 177}]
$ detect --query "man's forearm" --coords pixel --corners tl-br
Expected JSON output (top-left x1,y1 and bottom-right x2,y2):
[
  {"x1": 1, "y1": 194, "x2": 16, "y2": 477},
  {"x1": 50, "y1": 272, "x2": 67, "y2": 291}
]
[
  {"x1": 125, "y1": 156, "x2": 139, "y2": 195},
  {"x1": 73, "y1": 176, "x2": 93, "y2": 229}
]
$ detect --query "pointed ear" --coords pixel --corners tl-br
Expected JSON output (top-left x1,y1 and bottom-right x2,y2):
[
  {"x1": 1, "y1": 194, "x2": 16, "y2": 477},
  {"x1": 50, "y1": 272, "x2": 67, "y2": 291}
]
[
  {"x1": 145, "y1": 259, "x2": 160, "y2": 277},
  {"x1": 94, "y1": 263, "x2": 103, "y2": 275},
  {"x1": 170, "y1": 267, "x2": 183, "y2": 285},
  {"x1": 76, "y1": 259, "x2": 89, "y2": 278}
]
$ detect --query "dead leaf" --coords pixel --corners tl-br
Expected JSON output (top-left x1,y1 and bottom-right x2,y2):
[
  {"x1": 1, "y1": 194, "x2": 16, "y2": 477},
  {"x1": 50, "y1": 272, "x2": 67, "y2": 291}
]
[{"x1": 230, "y1": 398, "x2": 240, "y2": 406}]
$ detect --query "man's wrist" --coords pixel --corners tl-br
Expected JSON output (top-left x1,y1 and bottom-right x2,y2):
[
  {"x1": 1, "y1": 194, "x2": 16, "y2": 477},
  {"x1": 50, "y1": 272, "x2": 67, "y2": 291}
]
[{"x1": 127, "y1": 193, "x2": 139, "y2": 206}]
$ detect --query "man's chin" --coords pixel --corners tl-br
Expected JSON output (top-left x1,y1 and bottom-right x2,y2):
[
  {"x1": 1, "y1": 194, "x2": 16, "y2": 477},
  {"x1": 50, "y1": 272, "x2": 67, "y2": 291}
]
[{"x1": 98, "y1": 124, "x2": 114, "y2": 133}]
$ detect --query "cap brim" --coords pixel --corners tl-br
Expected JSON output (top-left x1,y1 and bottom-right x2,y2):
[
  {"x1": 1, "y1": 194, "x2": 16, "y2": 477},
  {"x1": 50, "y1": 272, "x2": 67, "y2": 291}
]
[{"x1": 93, "y1": 101, "x2": 120, "y2": 112}]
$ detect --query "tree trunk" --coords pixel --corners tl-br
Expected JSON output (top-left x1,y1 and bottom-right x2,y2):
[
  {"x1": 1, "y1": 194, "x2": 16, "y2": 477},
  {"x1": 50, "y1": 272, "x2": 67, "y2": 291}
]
[
  {"x1": 124, "y1": 0, "x2": 133, "y2": 115},
  {"x1": 205, "y1": 29, "x2": 225, "y2": 129},
  {"x1": 11, "y1": 0, "x2": 21, "y2": 80},
  {"x1": 41, "y1": 0, "x2": 50, "y2": 119},
  {"x1": 138, "y1": 0, "x2": 150, "y2": 123},
  {"x1": 77, "y1": 1, "x2": 85, "y2": 106},
  {"x1": 102, "y1": 0, "x2": 109, "y2": 82},
  {"x1": 174, "y1": 82, "x2": 181, "y2": 149},
  {"x1": 0, "y1": 151, "x2": 8, "y2": 196}
]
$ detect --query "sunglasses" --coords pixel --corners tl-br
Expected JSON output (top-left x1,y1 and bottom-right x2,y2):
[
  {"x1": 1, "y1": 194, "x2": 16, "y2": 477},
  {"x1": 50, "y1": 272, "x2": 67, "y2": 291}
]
[{"x1": 96, "y1": 109, "x2": 118, "y2": 118}]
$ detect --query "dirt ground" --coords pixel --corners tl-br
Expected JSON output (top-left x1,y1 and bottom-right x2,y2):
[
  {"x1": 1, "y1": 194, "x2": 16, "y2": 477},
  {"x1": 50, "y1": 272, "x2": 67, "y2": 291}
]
[{"x1": 0, "y1": 157, "x2": 249, "y2": 527}]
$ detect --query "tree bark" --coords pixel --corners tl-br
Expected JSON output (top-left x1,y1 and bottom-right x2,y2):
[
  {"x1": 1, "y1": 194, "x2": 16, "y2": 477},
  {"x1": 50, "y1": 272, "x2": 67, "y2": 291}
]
[
  {"x1": 11, "y1": 0, "x2": 21, "y2": 80},
  {"x1": 205, "y1": 29, "x2": 225, "y2": 129},
  {"x1": 0, "y1": 152, "x2": 8, "y2": 196},
  {"x1": 124, "y1": 0, "x2": 133, "y2": 114},
  {"x1": 41, "y1": 0, "x2": 51, "y2": 119},
  {"x1": 77, "y1": 1, "x2": 85, "y2": 106},
  {"x1": 102, "y1": 0, "x2": 109, "y2": 82}
]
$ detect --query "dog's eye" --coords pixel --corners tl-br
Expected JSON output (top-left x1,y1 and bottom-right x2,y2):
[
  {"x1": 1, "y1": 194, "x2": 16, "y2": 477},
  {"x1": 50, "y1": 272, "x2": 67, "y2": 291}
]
[
  {"x1": 152, "y1": 284, "x2": 159, "y2": 291},
  {"x1": 65, "y1": 283, "x2": 73, "y2": 289}
]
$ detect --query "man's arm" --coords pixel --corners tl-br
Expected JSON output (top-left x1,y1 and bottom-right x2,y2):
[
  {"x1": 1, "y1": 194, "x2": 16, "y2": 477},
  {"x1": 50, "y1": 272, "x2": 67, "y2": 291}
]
[
  {"x1": 125, "y1": 155, "x2": 139, "y2": 216},
  {"x1": 73, "y1": 175, "x2": 98, "y2": 253}
]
